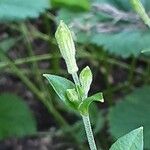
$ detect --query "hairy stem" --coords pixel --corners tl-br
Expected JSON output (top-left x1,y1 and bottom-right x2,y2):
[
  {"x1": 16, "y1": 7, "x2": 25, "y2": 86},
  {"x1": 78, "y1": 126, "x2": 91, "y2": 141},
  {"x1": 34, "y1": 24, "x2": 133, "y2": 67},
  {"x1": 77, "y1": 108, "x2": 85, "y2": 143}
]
[{"x1": 82, "y1": 115, "x2": 97, "y2": 150}]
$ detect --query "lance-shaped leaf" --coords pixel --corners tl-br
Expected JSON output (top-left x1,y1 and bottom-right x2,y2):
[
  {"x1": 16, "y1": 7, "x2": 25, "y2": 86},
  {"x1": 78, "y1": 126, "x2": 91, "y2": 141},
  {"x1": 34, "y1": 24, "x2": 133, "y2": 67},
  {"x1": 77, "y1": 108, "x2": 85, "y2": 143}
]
[
  {"x1": 109, "y1": 127, "x2": 143, "y2": 150},
  {"x1": 78, "y1": 92, "x2": 104, "y2": 115},
  {"x1": 43, "y1": 74, "x2": 78, "y2": 110}
]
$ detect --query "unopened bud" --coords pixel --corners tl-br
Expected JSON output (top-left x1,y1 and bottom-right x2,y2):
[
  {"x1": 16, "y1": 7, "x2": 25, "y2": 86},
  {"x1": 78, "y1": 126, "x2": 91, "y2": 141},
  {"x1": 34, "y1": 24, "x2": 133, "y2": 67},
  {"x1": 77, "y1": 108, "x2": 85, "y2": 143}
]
[
  {"x1": 66, "y1": 88, "x2": 79, "y2": 102},
  {"x1": 79, "y1": 66, "x2": 93, "y2": 96},
  {"x1": 55, "y1": 20, "x2": 78, "y2": 74}
]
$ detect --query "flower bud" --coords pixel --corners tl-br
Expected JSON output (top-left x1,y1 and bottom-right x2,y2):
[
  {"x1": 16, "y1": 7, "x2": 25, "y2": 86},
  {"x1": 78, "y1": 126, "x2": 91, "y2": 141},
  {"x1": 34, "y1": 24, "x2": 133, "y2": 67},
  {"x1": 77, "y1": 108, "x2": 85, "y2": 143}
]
[
  {"x1": 66, "y1": 88, "x2": 79, "y2": 102},
  {"x1": 79, "y1": 66, "x2": 93, "y2": 96},
  {"x1": 55, "y1": 20, "x2": 78, "y2": 74}
]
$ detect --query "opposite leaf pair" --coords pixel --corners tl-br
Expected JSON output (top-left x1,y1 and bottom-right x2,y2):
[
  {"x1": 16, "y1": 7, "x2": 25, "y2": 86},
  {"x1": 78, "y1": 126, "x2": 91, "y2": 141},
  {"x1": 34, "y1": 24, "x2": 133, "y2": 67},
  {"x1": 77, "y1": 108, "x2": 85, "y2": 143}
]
[{"x1": 43, "y1": 66, "x2": 104, "y2": 116}]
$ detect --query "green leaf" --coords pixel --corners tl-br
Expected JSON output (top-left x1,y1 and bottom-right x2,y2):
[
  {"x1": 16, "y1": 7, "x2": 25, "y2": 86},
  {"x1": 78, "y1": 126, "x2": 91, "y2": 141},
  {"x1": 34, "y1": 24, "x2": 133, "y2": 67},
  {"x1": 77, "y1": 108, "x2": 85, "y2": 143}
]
[
  {"x1": 78, "y1": 92, "x2": 104, "y2": 115},
  {"x1": 0, "y1": 0, "x2": 49, "y2": 22},
  {"x1": 43, "y1": 74, "x2": 78, "y2": 110},
  {"x1": 0, "y1": 93, "x2": 36, "y2": 139},
  {"x1": 141, "y1": 49, "x2": 150, "y2": 56},
  {"x1": 91, "y1": 30, "x2": 150, "y2": 58},
  {"x1": 108, "y1": 86, "x2": 150, "y2": 149},
  {"x1": 109, "y1": 127, "x2": 143, "y2": 150},
  {"x1": 56, "y1": 2, "x2": 150, "y2": 58},
  {"x1": 51, "y1": 0, "x2": 90, "y2": 11}
]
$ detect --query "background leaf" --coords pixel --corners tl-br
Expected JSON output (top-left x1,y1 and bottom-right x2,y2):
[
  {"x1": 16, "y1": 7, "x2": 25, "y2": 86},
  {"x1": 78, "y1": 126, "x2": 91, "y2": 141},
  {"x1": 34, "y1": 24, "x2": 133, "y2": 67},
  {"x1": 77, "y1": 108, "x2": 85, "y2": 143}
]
[
  {"x1": 0, "y1": 93, "x2": 36, "y2": 139},
  {"x1": 0, "y1": 0, "x2": 49, "y2": 22},
  {"x1": 51, "y1": 0, "x2": 90, "y2": 11},
  {"x1": 91, "y1": 30, "x2": 150, "y2": 58},
  {"x1": 109, "y1": 127, "x2": 143, "y2": 150},
  {"x1": 108, "y1": 86, "x2": 150, "y2": 149},
  {"x1": 56, "y1": 1, "x2": 150, "y2": 58}
]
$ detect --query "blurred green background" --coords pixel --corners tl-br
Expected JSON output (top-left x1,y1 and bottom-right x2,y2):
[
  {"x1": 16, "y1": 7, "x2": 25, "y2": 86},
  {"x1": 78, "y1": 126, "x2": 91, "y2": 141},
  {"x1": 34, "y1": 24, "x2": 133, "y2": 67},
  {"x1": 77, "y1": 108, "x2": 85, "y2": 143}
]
[{"x1": 0, "y1": 0, "x2": 150, "y2": 149}]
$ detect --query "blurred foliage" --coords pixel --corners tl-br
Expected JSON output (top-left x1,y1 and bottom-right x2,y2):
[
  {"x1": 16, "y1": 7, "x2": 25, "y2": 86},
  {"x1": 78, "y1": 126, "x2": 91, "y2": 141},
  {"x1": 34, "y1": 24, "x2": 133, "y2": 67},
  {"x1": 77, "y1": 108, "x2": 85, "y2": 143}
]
[
  {"x1": 0, "y1": 0, "x2": 149, "y2": 149},
  {"x1": 98, "y1": 0, "x2": 150, "y2": 11},
  {"x1": 51, "y1": 0, "x2": 90, "y2": 11},
  {"x1": 0, "y1": 0, "x2": 49, "y2": 21},
  {"x1": 57, "y1": 0, "x2": 150, "y2": 58},
  {"x1": 0, "y1": 93, "x2": 36, "y2": 139},
  {"x1": 108, "y1": 86, "x2": 150, "y2": 149}
]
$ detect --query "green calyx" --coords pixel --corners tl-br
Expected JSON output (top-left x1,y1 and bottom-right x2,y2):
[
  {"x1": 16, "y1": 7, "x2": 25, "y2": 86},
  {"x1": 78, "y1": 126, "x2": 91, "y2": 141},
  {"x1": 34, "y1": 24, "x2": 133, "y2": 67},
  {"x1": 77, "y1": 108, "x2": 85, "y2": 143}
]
[{"x1": 55, "y1": 20, "x2": 78, "y2": 74}]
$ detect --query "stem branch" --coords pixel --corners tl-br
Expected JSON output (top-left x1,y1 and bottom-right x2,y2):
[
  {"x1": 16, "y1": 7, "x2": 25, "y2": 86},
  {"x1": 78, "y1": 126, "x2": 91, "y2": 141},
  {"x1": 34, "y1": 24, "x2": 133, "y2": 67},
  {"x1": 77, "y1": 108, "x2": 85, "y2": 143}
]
[{"x1": 72, "y1": 72, "x2": 97, "y2": 150}]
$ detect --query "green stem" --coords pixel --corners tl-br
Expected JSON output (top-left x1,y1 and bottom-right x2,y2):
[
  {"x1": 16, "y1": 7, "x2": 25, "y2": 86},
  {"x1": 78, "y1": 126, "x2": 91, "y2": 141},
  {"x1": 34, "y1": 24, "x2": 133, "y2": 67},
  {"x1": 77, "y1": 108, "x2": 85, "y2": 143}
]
[
  {"x1": 43, "y1": 99, "x2": 68, "y2": 127},
  {"x1": 0, "y1": 53, "x2": 144, "y2": 76},
  {"x1": 82, "y1": 115, "x2": 97, "y2": 150},
  {"x1": 72, "y1": 73, "x2": 80, "y2": 85},
  {"x1": 0, "y1": 51, "x2": 68, "y2": 128},
  {"x1": 20, "y1": 23, "x2": 42, "y2": 86},
  {"x1": 42, "y1": 14, "x2": 60, "y2": 73},
  {"x1": 72, "y1": 73, "x2": 97, "y2": 150},
  {"x1": 0, "y1": 54, "x2": 56, "y2": 69}
]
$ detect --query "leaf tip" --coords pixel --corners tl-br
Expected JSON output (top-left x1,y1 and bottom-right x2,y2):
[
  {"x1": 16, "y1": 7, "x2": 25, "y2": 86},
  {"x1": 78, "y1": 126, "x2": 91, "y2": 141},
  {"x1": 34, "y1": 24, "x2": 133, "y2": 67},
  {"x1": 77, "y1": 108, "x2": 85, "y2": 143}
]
[
  {"x1": 100, "y1": 98, "x2": 104, "y2": 103},
  {"x1": 43, "y1": 74, "x2": 48, "y2": 78},
  {"x1": 139, "y1": 126, "x2": 143, "y2": 132},
  {"x1": 43, "y1": 74, "x2": 51, "y2": 80},
  {"x1": 99, "y1": 93, "x2": 104, "y2": 103}
]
